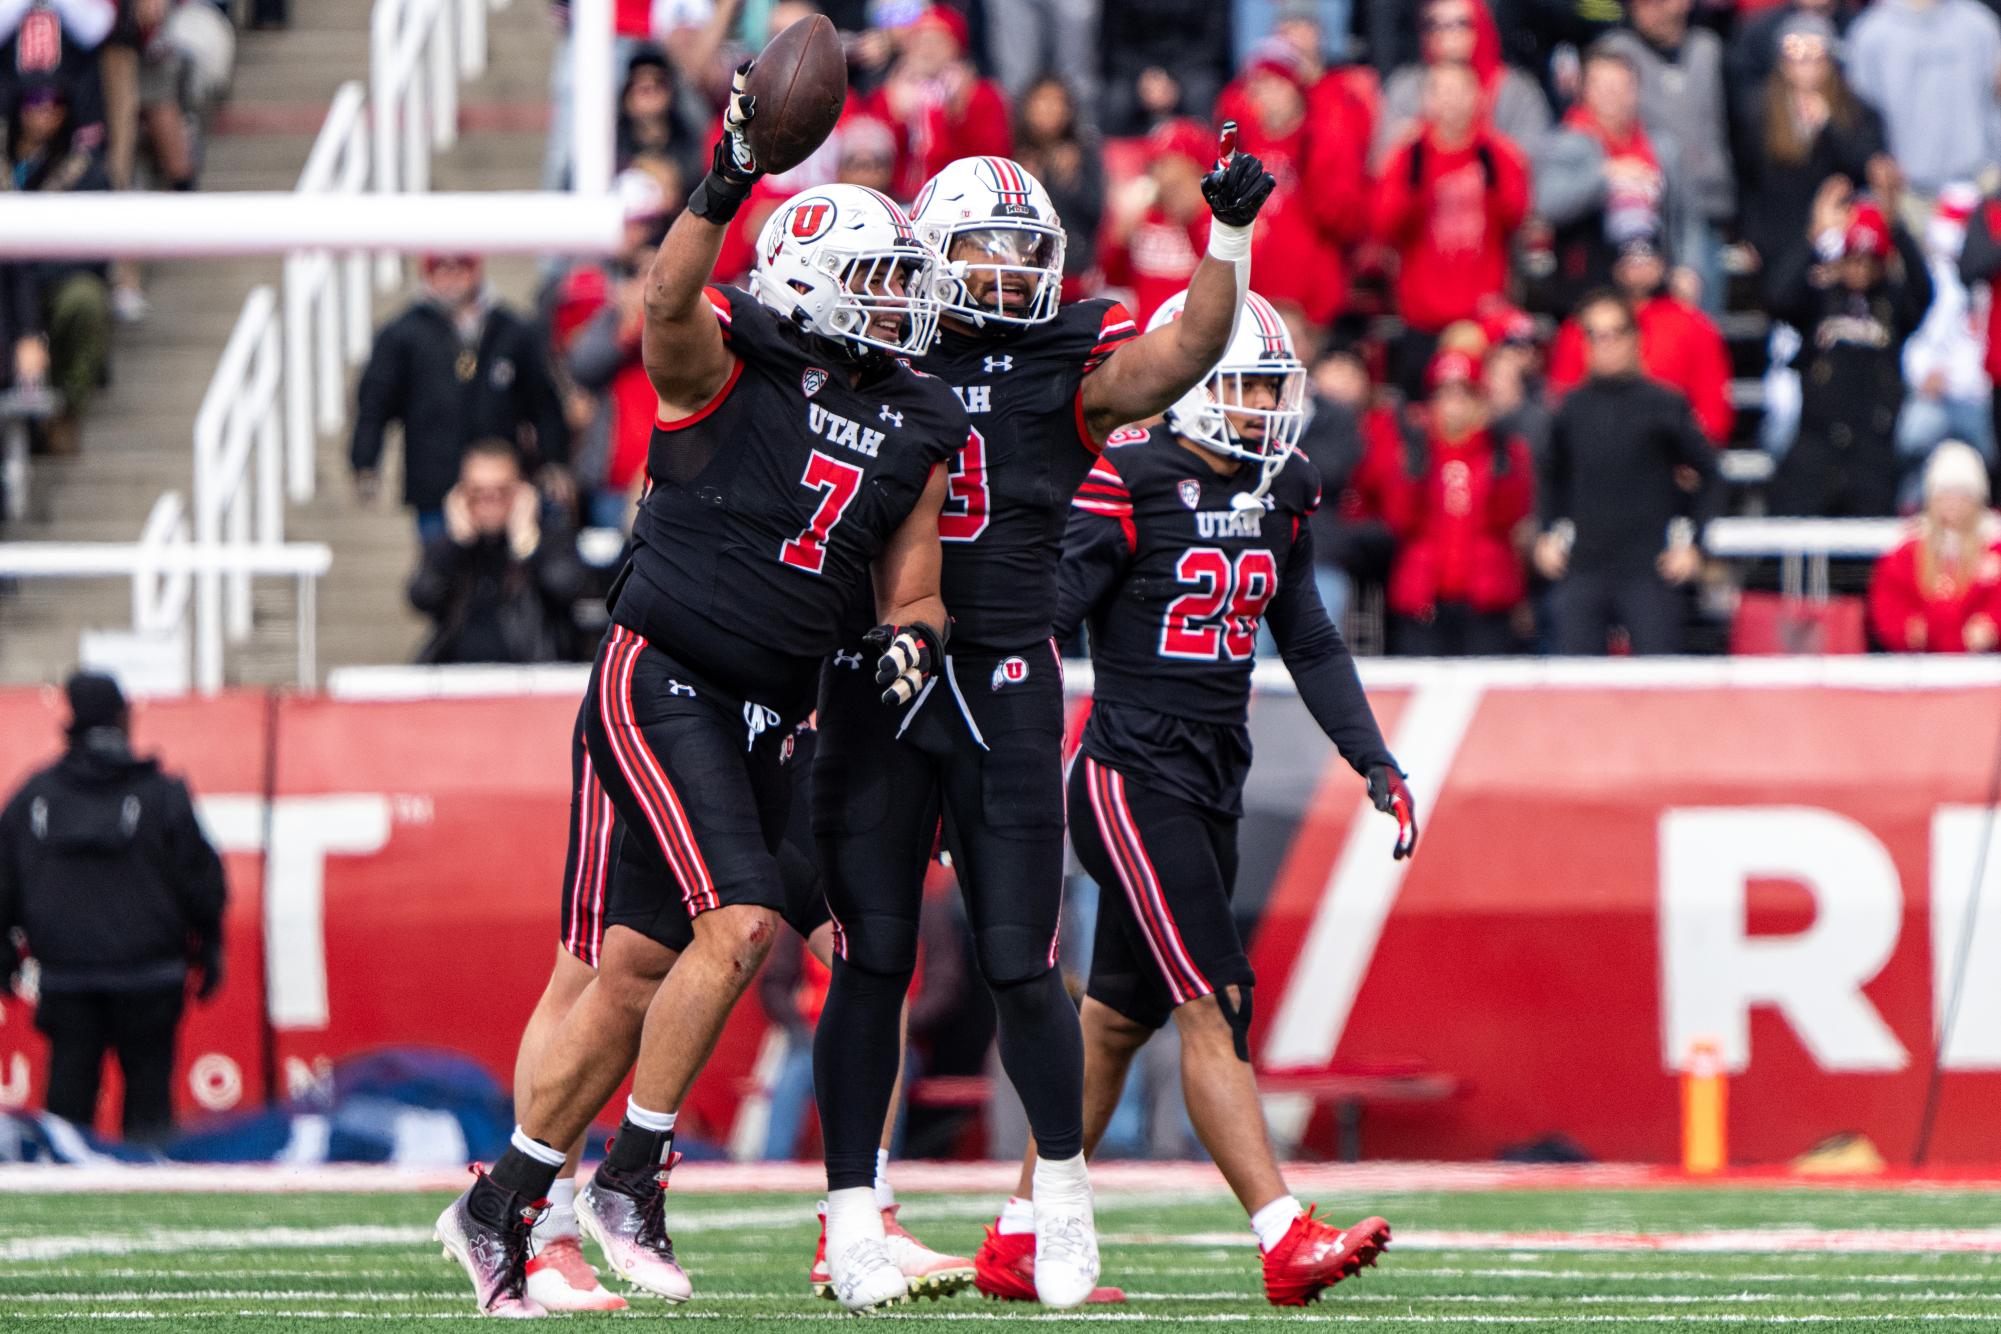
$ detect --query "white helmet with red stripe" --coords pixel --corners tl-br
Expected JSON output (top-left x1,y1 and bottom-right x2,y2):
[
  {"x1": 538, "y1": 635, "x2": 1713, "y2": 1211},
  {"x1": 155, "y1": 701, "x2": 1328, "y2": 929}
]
[
  {"x1": 910, "y1": 156, "x2": 1066, "y2": 327},
  {"x1": 1150, "y1": 289, "x2": 1307, "y2": 491},
  {"x1": 751, "y1": 184, "x2": 943, "y2": 358}
]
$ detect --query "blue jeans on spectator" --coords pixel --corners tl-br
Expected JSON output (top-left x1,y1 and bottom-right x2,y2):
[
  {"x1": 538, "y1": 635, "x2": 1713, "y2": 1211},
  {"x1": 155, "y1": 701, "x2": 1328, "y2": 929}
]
[
  {"x1": 1677, "y1": 213, "x2": 1727, "y2": 321},
  {"x1": 1235, "y1": 0, "x2": 1351, "y2": 64},
  {"x1": 1896, "y1": 393, "x2": 1996, "y2": 510},
  {"x1": 415, "y1": 506, "x2": 446, "y2": 548}
]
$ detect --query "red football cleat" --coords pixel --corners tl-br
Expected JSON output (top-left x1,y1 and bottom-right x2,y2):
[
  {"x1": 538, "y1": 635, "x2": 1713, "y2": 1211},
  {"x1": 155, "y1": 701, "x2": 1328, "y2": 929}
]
[
  {"x1": 1261, "y1": 1208, "x2": 1391, "y2": 1307},
  {"x1": 973, "y1": 1223, "x2": 1125, "y2": 1304},
  {"x1": 809, "y1": 1203, "x2": 833, "y2": 1299}
]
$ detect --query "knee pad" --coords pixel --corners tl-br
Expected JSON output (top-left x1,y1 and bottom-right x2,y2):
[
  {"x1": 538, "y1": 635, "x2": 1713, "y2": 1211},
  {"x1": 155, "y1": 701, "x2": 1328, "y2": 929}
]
[
  {"x1": 974, "y1": 923, "x2": 1056, "y2": 988},
  {"x1": 831, "y1": 913, "x2": 919, "y2": 978},
  {"x1": 1214, "y1": 984, "x2": 1254, "y2": 1063}
]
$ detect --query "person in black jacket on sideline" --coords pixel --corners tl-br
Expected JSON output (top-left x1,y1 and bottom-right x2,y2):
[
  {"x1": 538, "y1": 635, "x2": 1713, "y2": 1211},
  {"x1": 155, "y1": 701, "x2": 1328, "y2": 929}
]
[
  {"x1": 407, "y1": 439, "x2": 584, "y2": 664},
  {"x1": 1766, "y1": 179, "x2": 1932, "y2": 518},
  {"x1": 0, "y1": 673, "x2": 226, "y2": 1146},
  {"x1": 1535, "y1": 290, "x2": 1721, "y2": 655},
  {"x1": 350, "y1": 254, "x2": 570, "y2": 546}
]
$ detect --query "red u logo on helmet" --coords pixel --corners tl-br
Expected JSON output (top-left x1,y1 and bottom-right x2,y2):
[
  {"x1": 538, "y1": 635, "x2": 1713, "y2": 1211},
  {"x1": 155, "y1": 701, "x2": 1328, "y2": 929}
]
[{"x1": 789, "y1": 202, "x2": 835, "y2": 241}]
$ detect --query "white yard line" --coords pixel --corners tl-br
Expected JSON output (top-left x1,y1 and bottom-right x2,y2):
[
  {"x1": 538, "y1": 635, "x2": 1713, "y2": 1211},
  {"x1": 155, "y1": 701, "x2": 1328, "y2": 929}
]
[{"x1": 1112, "y1": 1229, "x2": 2001, "y2": 1255}]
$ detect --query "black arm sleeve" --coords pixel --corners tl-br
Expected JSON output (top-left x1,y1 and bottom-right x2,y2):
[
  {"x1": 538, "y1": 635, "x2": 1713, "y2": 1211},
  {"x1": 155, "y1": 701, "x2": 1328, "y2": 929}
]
[
  {"x1": 1267, "y1": 524, "x2": 1396, "y2": 777},
  {"x1": 1054, "y1": 505, "x2": 1135, "y2": 647},
  {"x1": 349, "y1": 320, "x2": 407, "y2": 475},
  {"x1": 164, "y1": 780, "x2": 226, "y2": 951}
]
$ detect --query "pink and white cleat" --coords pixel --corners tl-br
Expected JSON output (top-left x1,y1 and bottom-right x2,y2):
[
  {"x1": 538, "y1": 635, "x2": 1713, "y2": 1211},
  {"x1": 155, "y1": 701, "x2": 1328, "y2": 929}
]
[
  {"x1": 434, "y1": 1170, "x2": 548, "y2": 1318},
  {"x1": 577, "y1": 1159, "x2": 694, "y2": 1303},
  {"x1": 881, "y1": 1205, "x2": 975, "y2": 1299},
  {"x1": 525, "y1": 1234, "x2": 628, "y2": 1312}
]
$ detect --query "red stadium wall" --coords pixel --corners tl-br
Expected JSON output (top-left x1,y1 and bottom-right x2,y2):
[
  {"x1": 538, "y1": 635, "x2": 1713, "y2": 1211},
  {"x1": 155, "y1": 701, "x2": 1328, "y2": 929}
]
[{"x1": 2, "y1": 665, "x2": 1999, "y2": 1165}]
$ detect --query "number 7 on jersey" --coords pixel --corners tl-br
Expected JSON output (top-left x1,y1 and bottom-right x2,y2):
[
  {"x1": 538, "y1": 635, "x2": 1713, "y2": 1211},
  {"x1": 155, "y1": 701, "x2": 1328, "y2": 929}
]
[{"x1": 780, "y1": 450, "x2": 865, "y2": 574}]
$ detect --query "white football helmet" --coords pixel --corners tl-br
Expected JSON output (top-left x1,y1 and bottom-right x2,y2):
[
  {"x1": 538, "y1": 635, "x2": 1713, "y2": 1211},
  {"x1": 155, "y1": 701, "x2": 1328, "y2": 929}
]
[
  {"x1": 751, "y1": 185, "x2": 942, "y2": 358},
  {"x1": 1151, "y1": 290, "x2": 1307, "y2": 498},
  {"x1": 911, "y1": 156, "x2": 1066, "y2": 327}
]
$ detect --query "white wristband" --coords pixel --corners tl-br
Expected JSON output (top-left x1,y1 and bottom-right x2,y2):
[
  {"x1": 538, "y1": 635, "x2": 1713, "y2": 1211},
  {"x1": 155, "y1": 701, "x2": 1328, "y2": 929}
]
[{"x1": 1207, "y1": 220, "x2": 1253, "y2": 263}]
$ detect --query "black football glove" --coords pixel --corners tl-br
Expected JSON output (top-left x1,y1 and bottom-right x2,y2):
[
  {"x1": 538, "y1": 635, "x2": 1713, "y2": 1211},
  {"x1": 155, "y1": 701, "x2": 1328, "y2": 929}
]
[
  {"x1": 687, "y1": 60, "x2": 762, "y2": 224},
  {"x1": 1201, "y1": 150, "x2": 1277, "y2": 228},
  {"x1": 1367, "y1": 764, "x2": 1419, "y2": 861},
  {"x1": 865, "y1": 621, "x2": 945, "y2": 707}
]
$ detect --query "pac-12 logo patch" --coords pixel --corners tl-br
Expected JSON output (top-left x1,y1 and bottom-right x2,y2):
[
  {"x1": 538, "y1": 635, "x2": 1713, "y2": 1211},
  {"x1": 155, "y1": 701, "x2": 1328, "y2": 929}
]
[
  {"x1": 802, "y1": 366, "x2": 828, "y2": 398},
  {"x1": 788, "y1": 200, "x2": 836, "y2": 241},
  {"x1": 991, "y1": 656, "x2": 1030, "y2": 690},
  {"x1": 1178, "y1": 479, "x2": 1203, "y2": 510}
]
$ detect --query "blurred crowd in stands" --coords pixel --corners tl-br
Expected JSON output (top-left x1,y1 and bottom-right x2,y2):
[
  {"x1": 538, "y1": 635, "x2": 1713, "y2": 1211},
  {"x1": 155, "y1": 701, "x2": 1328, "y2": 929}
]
[
  {"x1": 0, "y1": 0, "x2": 253, "y2": 459},
  {"x1": 337, "y1": 0, "x2": 2001, "y2": 659}
]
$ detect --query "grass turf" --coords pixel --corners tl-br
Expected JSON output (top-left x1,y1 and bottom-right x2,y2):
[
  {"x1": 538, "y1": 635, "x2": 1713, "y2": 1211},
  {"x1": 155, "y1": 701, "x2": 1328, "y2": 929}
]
[{"x1": 4, "y1": 1185, "x2": 2001, "y2": 1330}]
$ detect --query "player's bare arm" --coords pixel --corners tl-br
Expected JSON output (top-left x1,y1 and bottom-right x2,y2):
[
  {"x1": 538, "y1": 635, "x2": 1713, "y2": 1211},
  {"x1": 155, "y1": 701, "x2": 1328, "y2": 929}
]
[
  {"x1": 869, "y1": 462, "x2": 950, "y2": 706},
  {"x1": 1080, "y1": 138, "x2": 1276, "y2": 445},
  {"x1": 643, "y1": 61, "x2": 761, "y2": 417}
]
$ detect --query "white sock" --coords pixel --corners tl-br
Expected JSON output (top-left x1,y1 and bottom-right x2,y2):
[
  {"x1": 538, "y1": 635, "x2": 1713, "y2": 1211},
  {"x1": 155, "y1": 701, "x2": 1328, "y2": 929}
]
[
  {"x1": 1031, "y1": 1154, "x2": 1092, "y2": 1212},
  {"x1": 825, "y1": 1186, "x2": 885, "y2": 1256},
  {"x1": 624, "y1": 1098, "x2": 677, "y2": 1134},
  {"x1": 997, "y1": 1195, "x2": 1036, "y2": 1236},
  {"x1": 873, "y1": 1149, "x2": 895, "y2": 1211},
  {"x1": 1250, "y1": 1196, "x2": 1304, "y2": 1253},
  {"x1": 534, "y1": 1177, "x2": 579, "y2": 1243},
  {"x1": 510, "y1": 1127, "x2": 567, "y2": 1167}
]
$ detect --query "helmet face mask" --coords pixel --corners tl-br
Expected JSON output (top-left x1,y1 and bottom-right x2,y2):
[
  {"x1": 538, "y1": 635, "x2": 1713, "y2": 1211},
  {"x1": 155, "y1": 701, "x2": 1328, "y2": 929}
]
[
  {"x1": 912, "y1": 157, "x2": 1067, "y2": 328},
  {"x1": 752, "y1": 186, "x2": 944, "y2": 359}
]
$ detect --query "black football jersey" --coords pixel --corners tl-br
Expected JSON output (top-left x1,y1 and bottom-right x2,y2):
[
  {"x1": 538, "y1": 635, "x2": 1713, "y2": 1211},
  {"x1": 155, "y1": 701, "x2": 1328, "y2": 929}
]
[
  {"x1": 613, "y1": 286, "x2": 968, "y2": 715},
  {"x1": 1057, "y1": 426, "x2": 1393, "y2": 813},
  {"x1": 911, "y1": 297, "x2": 1138, "y2": 652}
]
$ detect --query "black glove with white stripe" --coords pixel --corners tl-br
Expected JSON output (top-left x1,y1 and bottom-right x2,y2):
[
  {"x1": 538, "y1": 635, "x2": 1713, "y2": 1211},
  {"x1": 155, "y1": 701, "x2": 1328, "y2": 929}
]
[{"x1": 865, "y1": 621, "x2": 946, "y2": 707}]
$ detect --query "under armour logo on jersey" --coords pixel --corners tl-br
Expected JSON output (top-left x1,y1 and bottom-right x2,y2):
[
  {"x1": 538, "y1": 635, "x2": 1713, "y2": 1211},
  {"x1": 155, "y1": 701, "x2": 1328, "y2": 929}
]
[
  {"x1": 743, "y1": 702, "x2": 781, "y2": 751},
  {"x1": 984, "y1": 355, "x2": 1013, "y2": 373},
  {"x1": 879, "y1": 405, "x2": 904, "y2": 428},
  {"x1": 666, "y1": 679, "x2": 697, "y2": 697},
  {"x1": 990, "y1": 656, "x2": 1029, "y2": 690},
  {"x1": 802, "y1": 366, "x2": 828, "y2": 398},
  {"x1": 833, "y1": 650, "x2": 864, "y2": 670}
]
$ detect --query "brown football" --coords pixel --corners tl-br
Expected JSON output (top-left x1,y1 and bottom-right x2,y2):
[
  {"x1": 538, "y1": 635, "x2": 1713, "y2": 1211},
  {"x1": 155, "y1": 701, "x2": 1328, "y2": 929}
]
[{"x1": 744, "y1": 14, "x2": 847, "y2": 175}]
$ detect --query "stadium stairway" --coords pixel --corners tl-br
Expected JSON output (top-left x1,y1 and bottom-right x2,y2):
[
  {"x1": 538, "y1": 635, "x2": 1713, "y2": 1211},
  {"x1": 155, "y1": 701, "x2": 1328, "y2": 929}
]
[{"x1": 0, "y1": 0, "x2": 555, "y2": 686}]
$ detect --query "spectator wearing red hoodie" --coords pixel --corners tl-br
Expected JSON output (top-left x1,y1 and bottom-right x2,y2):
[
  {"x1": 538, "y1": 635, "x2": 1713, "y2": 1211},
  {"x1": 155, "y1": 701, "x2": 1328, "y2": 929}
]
[
  {"x1": 1101, "y1": 118, "x2": 1212, "y2": 327},
  {"x1": 1374, "y1": 61, "x2": 1529, "y2": 401},
  {"x1": 1373, "y1": 0, "x2": 1550, "y2": 167},
  {"x1": 861, "y1": 4, "x2": 1011, "y2": 202},
  {"x1": 1218, "y1": 38, "x2": 1371, "y2": 328},
  {"x1": 1387, "y1": 348, "x2": 1534, "y2": 654},
  {"x1": 1868, "y1": 440, "x2": 2001, "y2": 652},
  {"x1": 1546, "y1": 228, "x2": 1735, "y2": 444}
]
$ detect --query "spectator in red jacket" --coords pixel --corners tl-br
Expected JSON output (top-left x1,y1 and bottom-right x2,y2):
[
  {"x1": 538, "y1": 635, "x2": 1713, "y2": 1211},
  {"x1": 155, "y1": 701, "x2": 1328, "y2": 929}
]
[
  {"x1": 1546, "y1": 228, "x2": 1736, "y2": 444},
  {"x1": 1100, "y1": 118, "x2": 1211, "y2": 327},
  {"x1": 1220, "y1": 38, "x2": 1370, "y2": 328},
  {"x1": 1373, "y1": 61, "x2": 1530, "y2": 401},
  {"x1": 861, "y1": 4, "x2": 1011, "y2": 202},
  {"x1": 1868, "y1": 440, "x2": 2001, "y2": 652},
  {"x1": 1388, "y1": 348, "x2": 1535, "y2": 654}
]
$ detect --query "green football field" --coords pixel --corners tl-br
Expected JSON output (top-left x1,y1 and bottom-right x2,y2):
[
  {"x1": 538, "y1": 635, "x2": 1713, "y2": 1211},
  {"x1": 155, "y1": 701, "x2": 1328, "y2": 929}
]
[{"x1": 6, "y1": 1182, "x2": 2001, "y2": 1331}]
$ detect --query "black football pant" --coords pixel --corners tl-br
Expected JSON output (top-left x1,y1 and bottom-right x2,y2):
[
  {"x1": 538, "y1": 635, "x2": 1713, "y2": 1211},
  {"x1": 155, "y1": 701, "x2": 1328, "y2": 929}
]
[
  {"x1": 37, "y1": 984, "x2": 185, "y2": 1146},
  {"x1": 1550, "y1": 568, "x2": 1685, "y2": 655},
  {"x1": 812, "y1": 641, "x2": 1083, "y2": 1190}
]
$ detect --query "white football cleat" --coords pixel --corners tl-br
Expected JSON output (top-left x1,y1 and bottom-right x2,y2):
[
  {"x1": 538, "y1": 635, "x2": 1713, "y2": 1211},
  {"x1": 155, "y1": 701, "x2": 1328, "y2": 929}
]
[
  {"x1": 434, "y1": 1181, "x2": 547, "y2": 1319},
  {"x1": 577, "y1": 1166, "x2": 693, "y2": 1303},
  {"x1": 829, "y1": 1234, "x2": 910, "y2": 1312},
  {"x1": 1032, "y1": 1203, "x2": 1101, "y2": 1309},
  {"x1": 525, "y1": 1234, "x2": 628, "y2": 1312},
  {"x1": 881, "y1": 1206, "x2": 975, "y2": 1299}
]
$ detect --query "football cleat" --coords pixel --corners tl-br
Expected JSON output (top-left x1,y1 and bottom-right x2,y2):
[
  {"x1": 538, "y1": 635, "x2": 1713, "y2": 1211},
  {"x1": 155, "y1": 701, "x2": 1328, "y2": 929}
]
[
  {"x1": 972, "y1": 1223, "x2": 1126, "y2": 1304},
  {"x1": 577, "y1": 1159, "x2": 693, "y2": 1303},
  {"x1": 1261, "y1": 1208, "x2": 1391, "y2": 1307},
  {"x1": 828, "y1": 1231, "x2": 909, "y2": 1312},
  {"x1": 434, "y1": 1169, "x2": 548, "y2": 1318},
  {"x1": 809, "y1": 1203, "x2": 833, "y2": 1299},
  {"x1": 881, "y1": 1205, "x2": 975, "y2": 1299},
  {"x1": 525, "y1": 1234, "x2": 628, "y2": 1312},
  {"x1": 1033, "y1": 1200, "x2": 1101, "y2": 1309}
]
